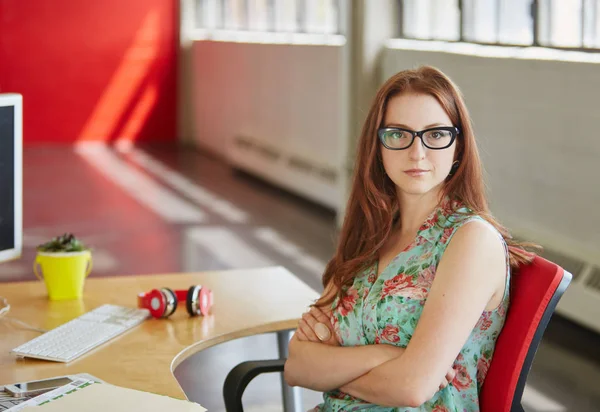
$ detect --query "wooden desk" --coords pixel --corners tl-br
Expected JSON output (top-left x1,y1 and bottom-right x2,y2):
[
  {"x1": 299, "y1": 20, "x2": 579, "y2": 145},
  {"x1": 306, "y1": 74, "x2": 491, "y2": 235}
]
[{"x1": 0, "y1": 266, "x2": 319, "y2": 403}]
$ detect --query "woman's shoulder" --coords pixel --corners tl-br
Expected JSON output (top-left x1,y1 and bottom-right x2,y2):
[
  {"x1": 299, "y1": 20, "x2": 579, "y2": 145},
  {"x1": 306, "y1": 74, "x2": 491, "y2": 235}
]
[
  {"x1": 434, "y1": 199, "x2": 506, "y2": 254},
  {"x1": 441, "y1": 214, "x2": 510, "y2": 311}
]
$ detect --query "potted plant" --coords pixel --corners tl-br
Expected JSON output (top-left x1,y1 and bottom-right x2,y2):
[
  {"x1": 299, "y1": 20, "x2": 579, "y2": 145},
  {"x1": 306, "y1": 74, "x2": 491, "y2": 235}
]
[{"x1": 34, "y1": 233, "x2": 93, "y2": 301}]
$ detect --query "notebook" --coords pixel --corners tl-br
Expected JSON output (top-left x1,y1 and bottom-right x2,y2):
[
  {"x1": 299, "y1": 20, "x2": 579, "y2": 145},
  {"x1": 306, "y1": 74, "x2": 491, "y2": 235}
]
[{"x1": 17, "y1": 381, "x2": 206, "y2": 412}]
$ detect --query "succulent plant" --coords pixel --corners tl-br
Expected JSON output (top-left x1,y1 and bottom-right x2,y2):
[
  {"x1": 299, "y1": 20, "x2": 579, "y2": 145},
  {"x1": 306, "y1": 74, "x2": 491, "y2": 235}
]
[{"x1": 37, "y1": 233, "x2": 89, "y2": 253}]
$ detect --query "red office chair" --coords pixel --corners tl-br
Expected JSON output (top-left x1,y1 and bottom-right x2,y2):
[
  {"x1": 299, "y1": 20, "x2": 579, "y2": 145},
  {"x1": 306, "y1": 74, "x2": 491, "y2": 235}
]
[
  {"x1": 480, "y1": 255, "x2": 572, "y2": 411},
  {"x1": 224, "y1": 255, "x2": 572, "y2": 412}
]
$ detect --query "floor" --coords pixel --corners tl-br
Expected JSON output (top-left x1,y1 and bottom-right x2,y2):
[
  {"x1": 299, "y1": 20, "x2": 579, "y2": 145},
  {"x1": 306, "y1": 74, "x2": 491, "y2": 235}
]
[{"x1": 1, "y1": 145, "x2": 599, "y2": 412}]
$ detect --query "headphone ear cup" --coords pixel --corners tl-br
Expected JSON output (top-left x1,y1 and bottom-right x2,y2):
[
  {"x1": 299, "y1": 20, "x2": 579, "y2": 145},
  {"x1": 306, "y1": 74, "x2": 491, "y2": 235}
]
[
  {"x1": 186, "y1": 285, "x2": 199, "y2": 316},
  {"x1": 142, "y1": 289, "x2": 167, "y2": 319},
  {"x1": 198, "y1": 287, "x2": 213, "y2": 316},
  {"x1": 186, "y1": 285, "x2": 212, "y2": 316},
  {"x1": 161, "y1": 288, "x2": 178, "y2": 317}
]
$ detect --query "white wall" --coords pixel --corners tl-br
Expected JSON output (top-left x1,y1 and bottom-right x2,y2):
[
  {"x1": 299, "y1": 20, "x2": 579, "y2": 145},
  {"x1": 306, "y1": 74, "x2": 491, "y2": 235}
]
[
  {"x1": 383, "y1": 40, "x2": 600, "y2": 264},
  {"x1": 187, "y1": 35, "x2": 600, "y2": 330},
  {"x1": 190, "y1": 40, "x2": 346, "y2": 210},
  {"x1": 188, "y1": 37, "x2": 600, "y2": 260}
]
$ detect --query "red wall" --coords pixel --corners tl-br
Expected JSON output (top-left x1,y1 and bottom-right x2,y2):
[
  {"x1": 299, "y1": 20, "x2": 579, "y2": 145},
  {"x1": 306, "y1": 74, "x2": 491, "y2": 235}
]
[{"x1": 0, "y1": 0, "x2": 178, "y2": 145}]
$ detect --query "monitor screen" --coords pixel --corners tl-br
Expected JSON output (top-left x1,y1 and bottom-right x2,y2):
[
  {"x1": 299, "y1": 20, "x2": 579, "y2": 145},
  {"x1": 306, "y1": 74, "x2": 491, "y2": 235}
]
[
  {"x1": 0, "y1": 105, "x2": 15, "y2": 252},
  {"x1": 0, "y1": 94, "x2": 22, "y2": 263}
]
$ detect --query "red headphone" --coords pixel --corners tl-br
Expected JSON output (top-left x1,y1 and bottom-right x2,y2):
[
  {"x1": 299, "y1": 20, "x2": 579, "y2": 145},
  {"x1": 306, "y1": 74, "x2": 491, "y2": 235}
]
[{"x1": 137, "y1": 285, "x2": 213, "y2": 319}]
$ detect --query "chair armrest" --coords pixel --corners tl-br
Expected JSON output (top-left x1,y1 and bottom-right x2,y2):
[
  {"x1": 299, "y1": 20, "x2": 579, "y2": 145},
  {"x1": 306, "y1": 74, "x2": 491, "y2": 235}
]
[{"x1": 223, "y1": 358, "x2": 286, "y2": 412}]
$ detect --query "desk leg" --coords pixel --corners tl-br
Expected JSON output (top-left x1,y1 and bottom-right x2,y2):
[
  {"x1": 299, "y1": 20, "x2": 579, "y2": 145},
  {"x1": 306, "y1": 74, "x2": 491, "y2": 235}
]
[{"x1": 277, "y1": 330, "x2": 302, "y2": 412}]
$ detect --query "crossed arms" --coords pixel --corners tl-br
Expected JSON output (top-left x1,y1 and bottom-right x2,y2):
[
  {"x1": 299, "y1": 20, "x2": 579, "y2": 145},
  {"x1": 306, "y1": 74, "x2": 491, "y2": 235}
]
[{"x1": 284, "y1": 221, "x2": 507, "y2": 408}]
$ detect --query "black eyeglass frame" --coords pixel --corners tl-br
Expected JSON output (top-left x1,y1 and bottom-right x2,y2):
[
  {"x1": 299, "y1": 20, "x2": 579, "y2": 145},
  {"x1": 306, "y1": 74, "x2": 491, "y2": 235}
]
[{"x1": 377, "y1": 126, "x2": 460, "y2": 150}]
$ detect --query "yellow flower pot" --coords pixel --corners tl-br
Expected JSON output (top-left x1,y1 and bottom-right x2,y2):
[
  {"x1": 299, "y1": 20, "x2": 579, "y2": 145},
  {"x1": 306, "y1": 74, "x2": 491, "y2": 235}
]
[{"x1": 33, "y1": 251, "x2": 93, "y2": 301}]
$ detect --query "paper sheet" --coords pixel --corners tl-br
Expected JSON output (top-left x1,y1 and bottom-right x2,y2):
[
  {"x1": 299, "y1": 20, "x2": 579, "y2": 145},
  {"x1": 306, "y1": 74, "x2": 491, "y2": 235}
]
[{"x1": 20, "y1": 383, "x2": 206, "y2": 412}]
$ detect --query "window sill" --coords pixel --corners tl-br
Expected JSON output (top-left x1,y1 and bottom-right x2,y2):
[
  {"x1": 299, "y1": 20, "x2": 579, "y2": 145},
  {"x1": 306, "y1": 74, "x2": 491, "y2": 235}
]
[
  {"x1": 190, "y1": 29, "x2": 345, "y2": 46},
  {"x1": 386, "y1": 38, "x2": 600, "y2": 63}
]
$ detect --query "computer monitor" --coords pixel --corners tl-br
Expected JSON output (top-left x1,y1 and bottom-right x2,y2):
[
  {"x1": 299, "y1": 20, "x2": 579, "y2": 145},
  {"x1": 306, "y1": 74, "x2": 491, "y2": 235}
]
[{"x1": 0, "y1": 94, "x2": 22, "y2": 263}]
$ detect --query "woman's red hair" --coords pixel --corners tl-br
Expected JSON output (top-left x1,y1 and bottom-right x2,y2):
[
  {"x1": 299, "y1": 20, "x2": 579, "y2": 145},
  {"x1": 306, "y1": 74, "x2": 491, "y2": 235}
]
[{"x1": 317, "y1": 66, "x2": 537, "y2": 307}]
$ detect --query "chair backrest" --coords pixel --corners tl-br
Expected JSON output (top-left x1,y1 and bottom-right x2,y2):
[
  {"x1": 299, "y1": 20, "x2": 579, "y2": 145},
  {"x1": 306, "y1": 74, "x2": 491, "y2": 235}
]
[{"x1": 480, "y1": 255, "x2": 572, "y2": 412}]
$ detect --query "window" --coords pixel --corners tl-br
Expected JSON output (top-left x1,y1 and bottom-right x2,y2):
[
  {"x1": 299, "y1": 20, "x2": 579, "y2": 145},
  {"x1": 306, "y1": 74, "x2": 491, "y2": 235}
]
[
  {"x1": 195, "y1": 0, "x2": 223, "y2": 29},
  {"x1": 273, "y1": 1, "x2": 299, "y2": 32},
  {"x1": 583, "y1": 0, "x2": 600, "y2": 47},
  {"x1": 401, "y1": 0, "x2": 460, "y2": 41},
  {"x1": 397, "y1": 0, "x2": 600, "y2": 50},
  {"x1": 462, "y1": 0, "x2": 500, "y2": 43},
  {"x1": 247, "y1": 0, "x2": 271, "y2": 31},
  {"x1": 223, "y1": 0, "x2": 247, "y2": 30},
  {"x1": 499, "y1": 0, "x2": 534, "y2": 44},
  {"x1": 538, "y1": 0, "x2": 583, "y2": 47},
  {"x1": 194, "y1": 0, "x2": 340, "y2": 34},
  {"x1": 304, "y1": 0, "x2": 339, "y2": 34}
]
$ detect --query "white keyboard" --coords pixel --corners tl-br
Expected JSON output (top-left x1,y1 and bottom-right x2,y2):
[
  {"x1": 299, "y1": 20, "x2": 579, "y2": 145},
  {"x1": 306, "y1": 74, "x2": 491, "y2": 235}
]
[{"x1": 11, "y1": 304, "x2": 150, "y2": 363}]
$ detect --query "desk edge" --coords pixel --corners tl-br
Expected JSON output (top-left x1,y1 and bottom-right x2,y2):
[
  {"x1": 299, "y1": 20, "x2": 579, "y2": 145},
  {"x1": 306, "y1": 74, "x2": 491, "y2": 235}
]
[{"x1": 170, "y1": 318, "x2": 299, "y2": 372}]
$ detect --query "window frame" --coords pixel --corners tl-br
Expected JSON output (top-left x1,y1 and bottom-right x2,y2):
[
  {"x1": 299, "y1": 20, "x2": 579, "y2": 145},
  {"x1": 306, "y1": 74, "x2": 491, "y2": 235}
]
[
  {"x1": 194, "y1": 0, "x2": 343, "y2": 36},
  {"x1": 396, "y1": 0, "x2": 600, "y2": 52}
]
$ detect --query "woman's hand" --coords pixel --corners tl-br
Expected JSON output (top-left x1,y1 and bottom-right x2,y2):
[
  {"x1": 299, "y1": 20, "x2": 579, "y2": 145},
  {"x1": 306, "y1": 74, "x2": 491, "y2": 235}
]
[
  {"x1": 438, "y1": 366, "x2": 456, "y2": 391},
  {"x1": 296, "y1": 305, "x2": 339, "y2": 346}
]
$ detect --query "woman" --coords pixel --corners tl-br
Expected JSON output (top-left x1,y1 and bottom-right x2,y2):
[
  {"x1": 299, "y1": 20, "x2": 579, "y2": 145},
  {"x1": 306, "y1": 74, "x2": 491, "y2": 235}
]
[{"x1": 283, "y1": 66, "x2": 536, "y2": 411}]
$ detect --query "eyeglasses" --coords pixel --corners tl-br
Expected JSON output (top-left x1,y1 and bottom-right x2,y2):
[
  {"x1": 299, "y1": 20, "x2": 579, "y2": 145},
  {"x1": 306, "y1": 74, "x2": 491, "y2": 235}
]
[{"x1": 377, "y1": 126, "x2": 459, "y2": 150}]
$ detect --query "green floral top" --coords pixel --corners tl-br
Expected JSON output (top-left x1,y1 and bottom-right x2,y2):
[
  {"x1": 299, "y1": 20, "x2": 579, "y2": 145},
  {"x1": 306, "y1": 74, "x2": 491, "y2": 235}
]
[{"x1": 315, "y1": 198, "x2": 510, "y2": 412}]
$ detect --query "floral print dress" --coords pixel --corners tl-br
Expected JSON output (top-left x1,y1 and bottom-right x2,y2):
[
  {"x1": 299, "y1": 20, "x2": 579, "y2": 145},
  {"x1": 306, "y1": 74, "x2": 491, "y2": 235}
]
[{"x1": 315, "y1": 198, "x2": 510, "y2": 412}]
